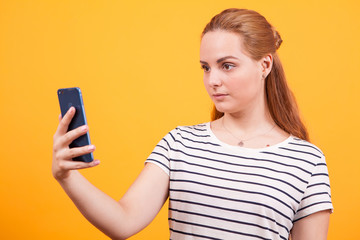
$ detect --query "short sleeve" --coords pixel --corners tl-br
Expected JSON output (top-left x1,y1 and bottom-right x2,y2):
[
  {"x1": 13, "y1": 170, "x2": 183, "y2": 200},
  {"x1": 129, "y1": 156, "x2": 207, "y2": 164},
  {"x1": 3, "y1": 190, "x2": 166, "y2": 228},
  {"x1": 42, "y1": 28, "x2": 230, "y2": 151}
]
[
  {"x1": 145, "y1": 128, "x2": 177, "y2": 176},
  {"x1": 293, "y1": 155, "x2": 333, "y2": 221}
]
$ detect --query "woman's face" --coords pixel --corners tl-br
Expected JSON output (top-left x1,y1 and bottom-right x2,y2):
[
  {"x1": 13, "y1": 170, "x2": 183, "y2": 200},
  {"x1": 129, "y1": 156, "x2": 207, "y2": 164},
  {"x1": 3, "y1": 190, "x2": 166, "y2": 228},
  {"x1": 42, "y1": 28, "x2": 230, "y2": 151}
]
[{"x1": 200, "y1": 30, "x2": 268, "y2": 115}]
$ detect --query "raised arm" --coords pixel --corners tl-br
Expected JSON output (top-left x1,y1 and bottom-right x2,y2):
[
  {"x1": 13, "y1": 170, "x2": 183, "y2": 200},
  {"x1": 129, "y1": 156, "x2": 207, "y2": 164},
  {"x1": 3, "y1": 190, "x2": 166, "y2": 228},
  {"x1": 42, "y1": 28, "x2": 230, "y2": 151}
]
[
  {"x1": 290, "y1": 210, "x2": 331, "y2": 240},
  {"x1": 52, "y1": 107, "x2": 169, "y2": 239}
]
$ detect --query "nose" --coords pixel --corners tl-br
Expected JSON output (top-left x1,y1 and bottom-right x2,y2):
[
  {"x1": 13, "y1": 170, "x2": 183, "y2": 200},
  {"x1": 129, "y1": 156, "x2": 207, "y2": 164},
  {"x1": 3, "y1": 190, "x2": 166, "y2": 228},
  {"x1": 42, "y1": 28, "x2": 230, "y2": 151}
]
[{"x1": 207, "y1": 70, "x2": 222, "y2": 87}]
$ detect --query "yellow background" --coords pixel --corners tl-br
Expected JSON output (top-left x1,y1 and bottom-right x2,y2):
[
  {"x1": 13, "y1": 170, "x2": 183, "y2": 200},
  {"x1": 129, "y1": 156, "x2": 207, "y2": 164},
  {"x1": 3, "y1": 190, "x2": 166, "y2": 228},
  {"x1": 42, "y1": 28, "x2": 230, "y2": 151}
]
[{"x1": 0, "y1": 0, "x2": 359, "y2": 239}]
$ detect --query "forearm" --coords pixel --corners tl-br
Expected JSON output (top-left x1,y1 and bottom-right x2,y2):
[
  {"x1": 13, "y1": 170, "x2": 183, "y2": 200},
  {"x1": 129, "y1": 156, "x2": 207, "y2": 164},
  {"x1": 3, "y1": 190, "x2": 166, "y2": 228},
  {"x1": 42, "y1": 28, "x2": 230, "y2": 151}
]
[
  {"x1": 52, "y1": 110, "x2": 167, "y2": 239},
  {"x1": 58, "y1": 170, "x2": 135, "y2": 240}
]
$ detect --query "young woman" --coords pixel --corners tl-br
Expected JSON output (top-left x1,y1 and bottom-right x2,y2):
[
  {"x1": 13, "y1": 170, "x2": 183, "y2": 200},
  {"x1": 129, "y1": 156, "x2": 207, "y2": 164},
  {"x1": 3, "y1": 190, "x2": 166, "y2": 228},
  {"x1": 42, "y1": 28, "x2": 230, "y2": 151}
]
[{"x1": 52, "y1": 8, "x2": 333, "y2": 240}]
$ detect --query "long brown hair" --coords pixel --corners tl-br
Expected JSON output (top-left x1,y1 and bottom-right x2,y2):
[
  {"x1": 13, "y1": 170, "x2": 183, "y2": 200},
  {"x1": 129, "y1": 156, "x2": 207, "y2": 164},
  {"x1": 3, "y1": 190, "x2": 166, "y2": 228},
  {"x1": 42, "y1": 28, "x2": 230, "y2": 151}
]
[{"x1": 202, "y1": 8, "x2": 309, "y2": 141}]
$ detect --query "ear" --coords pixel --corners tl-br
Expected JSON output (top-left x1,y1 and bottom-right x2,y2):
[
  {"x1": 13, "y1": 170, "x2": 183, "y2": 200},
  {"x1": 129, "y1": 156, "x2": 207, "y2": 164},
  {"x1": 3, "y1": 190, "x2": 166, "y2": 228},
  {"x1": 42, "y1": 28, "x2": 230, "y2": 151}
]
[{"x1": 261, "y1": 54, "x2": 273, "y2": 78}]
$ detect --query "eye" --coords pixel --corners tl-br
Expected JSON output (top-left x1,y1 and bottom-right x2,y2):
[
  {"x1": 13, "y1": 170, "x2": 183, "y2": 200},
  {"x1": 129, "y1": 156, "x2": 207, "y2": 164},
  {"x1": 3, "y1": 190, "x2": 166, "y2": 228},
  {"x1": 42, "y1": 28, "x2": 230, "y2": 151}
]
[
  {"x1": 201, "y1": 65, "x2": 210, "y2": 73},
  {"x1": 222, "y1": 63, "x2": 235, "y2": 71}
]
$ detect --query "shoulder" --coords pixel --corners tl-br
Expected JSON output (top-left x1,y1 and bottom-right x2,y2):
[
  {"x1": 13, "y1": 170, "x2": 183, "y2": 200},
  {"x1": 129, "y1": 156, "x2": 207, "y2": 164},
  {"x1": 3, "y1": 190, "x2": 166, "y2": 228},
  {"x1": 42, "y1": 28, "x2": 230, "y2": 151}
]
[
  {"x1": 278, "y1": 136, "x2": 326, "y2": 167},
  {"x1": 174, "y1": 123, "x2": 209, "y2": 135},
  {"x1": 165, "y1": 123, "x2": 209, "y2": 137},
  {"x1": 287, "y1": 136, "x2": 325, "y2": 157},
  {"x1": 164, "y1": 122, "x2": 215, "y2": 147}
]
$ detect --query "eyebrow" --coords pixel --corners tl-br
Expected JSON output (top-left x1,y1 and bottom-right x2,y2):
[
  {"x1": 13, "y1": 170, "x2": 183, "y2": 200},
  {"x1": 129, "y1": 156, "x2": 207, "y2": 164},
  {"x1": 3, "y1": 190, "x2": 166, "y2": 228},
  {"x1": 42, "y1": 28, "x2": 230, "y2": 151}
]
[{"x1": 200, "y1": 55, "x2": 239, "y2": 65}]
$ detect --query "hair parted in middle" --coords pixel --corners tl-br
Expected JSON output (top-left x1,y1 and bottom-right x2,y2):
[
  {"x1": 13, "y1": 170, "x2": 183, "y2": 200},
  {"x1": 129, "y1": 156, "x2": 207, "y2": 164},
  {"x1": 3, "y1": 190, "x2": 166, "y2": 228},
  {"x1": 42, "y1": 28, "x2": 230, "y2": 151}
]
[{"x1": 202, "y1": 8, "x2": 309, "y2": 141}]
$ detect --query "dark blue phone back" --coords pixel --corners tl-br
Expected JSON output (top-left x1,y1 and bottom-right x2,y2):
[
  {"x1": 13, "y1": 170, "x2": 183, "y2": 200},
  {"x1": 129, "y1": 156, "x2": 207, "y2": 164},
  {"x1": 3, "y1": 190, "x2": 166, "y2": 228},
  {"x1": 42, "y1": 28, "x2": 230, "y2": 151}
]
[{"x1": 57, "y1": 87, "x2": 93, "y2": 162}]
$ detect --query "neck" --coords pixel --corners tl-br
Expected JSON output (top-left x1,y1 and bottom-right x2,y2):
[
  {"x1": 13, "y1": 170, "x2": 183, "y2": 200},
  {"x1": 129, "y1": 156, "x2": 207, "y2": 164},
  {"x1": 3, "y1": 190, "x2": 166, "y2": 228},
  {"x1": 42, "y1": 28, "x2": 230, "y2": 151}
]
[{"x1": 222, "y1": 101, "x2": 275, "y2": 138}]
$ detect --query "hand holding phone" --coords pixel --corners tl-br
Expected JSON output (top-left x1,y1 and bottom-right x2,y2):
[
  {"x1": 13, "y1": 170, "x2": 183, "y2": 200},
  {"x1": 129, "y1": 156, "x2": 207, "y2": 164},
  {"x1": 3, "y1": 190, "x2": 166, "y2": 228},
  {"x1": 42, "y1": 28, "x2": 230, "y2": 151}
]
[{"x1": 57, "y1": 87, "x2": 93, "y2": 162}]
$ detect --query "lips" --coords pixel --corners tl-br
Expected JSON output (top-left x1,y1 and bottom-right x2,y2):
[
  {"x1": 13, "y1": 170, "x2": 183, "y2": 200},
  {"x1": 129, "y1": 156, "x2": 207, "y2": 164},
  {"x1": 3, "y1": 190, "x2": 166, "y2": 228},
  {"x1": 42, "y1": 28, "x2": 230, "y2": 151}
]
[
  {"x1": 212, "y1": 93, "x2": 228, "y2": 100},
  {"x1": 213, "y1": 93, "x2": 228, "y2": 96}
]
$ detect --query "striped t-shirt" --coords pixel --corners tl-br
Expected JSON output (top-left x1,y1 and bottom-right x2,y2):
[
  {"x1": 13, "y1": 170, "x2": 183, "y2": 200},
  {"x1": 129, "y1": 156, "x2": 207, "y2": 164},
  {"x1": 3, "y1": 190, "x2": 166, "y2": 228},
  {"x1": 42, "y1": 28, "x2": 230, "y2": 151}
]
[{"x1": 145, "y1": 123, "x2": 333, "y2": 240}]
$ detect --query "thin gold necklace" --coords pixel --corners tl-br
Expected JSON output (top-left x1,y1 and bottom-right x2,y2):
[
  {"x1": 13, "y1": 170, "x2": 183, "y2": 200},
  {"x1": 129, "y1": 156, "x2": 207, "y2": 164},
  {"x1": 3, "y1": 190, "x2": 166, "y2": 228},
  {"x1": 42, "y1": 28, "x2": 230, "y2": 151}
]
[{"x1": 221, "y1": 117, "x2": 276, "y2": 147}]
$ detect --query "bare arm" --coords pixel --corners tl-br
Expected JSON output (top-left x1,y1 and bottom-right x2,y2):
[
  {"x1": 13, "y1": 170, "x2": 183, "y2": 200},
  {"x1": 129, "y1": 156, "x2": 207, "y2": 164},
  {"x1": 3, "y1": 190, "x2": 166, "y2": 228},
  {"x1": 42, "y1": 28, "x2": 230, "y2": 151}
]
[
  {"x1": 290, "y1": 210, "x2": 331, "y2": 240},
  {"x1": 52, "y1": 107, "x2": 169, "y2": 239}
]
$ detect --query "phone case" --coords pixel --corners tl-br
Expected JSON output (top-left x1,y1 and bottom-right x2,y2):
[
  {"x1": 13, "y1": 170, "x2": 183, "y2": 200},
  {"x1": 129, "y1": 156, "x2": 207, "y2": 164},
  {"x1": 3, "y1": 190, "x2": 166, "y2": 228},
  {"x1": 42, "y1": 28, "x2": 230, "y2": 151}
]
[{"x1": 57, "y1": 87, "x2": 93, "y2": 162}]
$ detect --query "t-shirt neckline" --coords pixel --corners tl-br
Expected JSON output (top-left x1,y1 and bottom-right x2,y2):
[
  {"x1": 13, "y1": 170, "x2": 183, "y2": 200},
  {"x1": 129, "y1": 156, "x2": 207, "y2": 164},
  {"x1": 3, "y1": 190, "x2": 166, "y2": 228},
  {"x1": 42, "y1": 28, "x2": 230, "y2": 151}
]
[{"x1": 205, "y1": 122, "x2": 293, "y2": 153}]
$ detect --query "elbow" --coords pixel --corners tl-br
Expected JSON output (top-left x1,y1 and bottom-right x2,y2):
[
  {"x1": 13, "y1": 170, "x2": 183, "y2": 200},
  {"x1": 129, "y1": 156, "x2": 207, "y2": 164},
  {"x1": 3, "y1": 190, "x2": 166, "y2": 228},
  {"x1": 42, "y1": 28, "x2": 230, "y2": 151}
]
[
  {"x1": 107, "y1": 233, "x2": 128, "y2": 240},
  {"x1": 106, "y1": 228, "x2": 136, "y2": 240},
  {"x1": 111, "y1": 237, "x2": 127, "y2": 240}
]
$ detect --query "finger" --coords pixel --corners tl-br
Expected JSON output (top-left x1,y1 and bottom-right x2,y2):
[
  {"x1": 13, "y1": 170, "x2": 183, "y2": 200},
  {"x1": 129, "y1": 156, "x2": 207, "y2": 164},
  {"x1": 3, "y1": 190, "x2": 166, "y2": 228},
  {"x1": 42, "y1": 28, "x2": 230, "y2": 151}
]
[
  {"x1": 59, "y1": 144, "x2": 95, "y2": 160},
  {"x1": 57, "y1": 159, "x2": 100, "y2": 171},
  {"x1": 55, "y1": 107, "x2": 75, "y2": 136},
  {"x1": 58, "y1": 125, "x2": 89, "y2": 147},
  {"x1": 53, "y1": 113, "x2": 64, "y2": 143}
]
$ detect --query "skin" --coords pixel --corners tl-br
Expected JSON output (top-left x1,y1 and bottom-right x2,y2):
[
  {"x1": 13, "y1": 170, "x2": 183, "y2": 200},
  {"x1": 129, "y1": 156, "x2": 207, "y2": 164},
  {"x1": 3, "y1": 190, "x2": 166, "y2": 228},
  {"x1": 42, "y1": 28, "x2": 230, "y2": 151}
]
[
  {"x1": 290, "y1": 210, "x2": 331, "y2": 240},
  {"x1": 52, "y1": 30, "x2": 330, "y2": 239}
]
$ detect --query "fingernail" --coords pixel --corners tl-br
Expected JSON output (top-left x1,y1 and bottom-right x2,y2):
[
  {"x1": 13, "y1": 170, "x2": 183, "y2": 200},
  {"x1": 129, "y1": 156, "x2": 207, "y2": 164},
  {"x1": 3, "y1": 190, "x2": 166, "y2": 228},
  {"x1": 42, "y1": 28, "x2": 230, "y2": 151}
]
[
  {"x1": 88, "y1": 145, "x2": 95, "y2": 150},
  {"x1": 93, "y1": 160, "x2": 100, "y2": 165},
  {"x1": 82, "y1": 126, "x2": 88, "y2": 132}
]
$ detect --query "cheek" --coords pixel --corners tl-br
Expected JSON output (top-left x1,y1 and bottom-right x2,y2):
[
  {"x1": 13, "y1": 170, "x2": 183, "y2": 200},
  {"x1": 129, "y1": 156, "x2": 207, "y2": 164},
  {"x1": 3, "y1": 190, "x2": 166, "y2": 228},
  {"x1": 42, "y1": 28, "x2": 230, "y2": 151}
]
[{"x1": 230, "y1": 71, "x2": 262, "y2": 98}]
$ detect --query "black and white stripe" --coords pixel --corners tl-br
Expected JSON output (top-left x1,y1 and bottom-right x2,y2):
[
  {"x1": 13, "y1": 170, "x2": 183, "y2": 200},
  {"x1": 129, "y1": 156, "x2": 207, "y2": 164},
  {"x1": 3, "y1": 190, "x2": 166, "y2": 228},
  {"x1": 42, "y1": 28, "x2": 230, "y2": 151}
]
[{"x1": 146, "y1": 123, "x2": 333, "y2": 240}]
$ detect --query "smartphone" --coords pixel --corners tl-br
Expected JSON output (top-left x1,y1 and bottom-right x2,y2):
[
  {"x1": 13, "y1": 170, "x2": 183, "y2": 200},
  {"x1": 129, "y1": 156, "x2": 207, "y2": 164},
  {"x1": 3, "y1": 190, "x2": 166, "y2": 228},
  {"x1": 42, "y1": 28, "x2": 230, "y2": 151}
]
[{"x1": 57, "y1": 87, "x2": 93, "y2": 162}]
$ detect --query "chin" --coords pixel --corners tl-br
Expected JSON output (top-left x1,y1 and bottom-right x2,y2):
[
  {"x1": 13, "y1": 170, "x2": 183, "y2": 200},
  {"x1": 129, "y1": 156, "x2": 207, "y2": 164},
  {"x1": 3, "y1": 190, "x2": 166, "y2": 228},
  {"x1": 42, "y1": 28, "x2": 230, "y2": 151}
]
[{"x1": 214, "y1": 105, "x2": 241, "y2": 115}]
